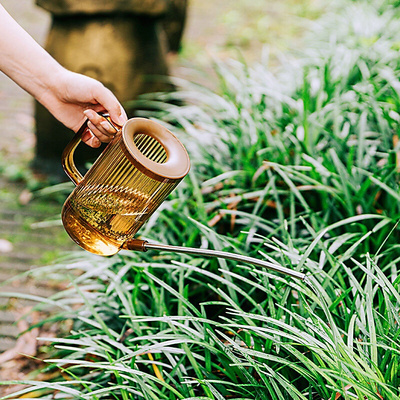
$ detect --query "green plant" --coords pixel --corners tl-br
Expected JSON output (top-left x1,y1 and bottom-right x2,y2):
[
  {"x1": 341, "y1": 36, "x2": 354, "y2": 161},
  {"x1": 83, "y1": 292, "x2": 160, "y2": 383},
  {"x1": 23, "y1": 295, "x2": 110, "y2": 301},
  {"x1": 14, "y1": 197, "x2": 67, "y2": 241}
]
[
  {"x1": 3, "y1": 0, "x2": 400, "y2": 398},
  {"x1": 2, "y1": 216, "x2": 399, "y2": 399}
]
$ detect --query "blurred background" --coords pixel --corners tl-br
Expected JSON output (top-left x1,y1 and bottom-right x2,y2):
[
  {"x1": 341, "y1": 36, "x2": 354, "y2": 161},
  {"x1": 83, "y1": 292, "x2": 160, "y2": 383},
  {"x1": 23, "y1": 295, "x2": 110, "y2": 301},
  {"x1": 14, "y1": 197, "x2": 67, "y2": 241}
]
[{"x1": 0, "y1": 0, "x2": 322, "y2": 170}]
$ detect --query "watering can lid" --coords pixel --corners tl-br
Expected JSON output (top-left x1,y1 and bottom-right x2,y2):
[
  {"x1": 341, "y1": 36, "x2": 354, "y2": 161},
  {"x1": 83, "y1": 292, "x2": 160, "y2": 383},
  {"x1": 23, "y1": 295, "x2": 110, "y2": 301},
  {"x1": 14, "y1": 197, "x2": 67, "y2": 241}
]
[{"x1": 122, "y1": 118, "x2": 190, "y2": 182}]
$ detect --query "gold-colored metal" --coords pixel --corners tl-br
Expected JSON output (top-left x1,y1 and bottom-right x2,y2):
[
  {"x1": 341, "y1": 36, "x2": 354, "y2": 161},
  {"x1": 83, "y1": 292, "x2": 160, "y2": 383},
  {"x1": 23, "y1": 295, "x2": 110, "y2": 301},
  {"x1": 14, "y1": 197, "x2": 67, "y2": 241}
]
[{"x1": 62, "y1": 117, "x2": 190, "y2": 256}]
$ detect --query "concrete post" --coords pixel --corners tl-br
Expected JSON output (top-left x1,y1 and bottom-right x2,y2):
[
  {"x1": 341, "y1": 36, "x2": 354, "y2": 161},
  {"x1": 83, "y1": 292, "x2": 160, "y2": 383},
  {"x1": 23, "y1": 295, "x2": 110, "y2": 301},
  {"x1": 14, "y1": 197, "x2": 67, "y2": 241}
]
[
  {"x1": 163, "y1": 0, "x2": 188, "y2": 54},
  {"x1": 34, "y1": 0, "x2": 173, "y2": 177}
]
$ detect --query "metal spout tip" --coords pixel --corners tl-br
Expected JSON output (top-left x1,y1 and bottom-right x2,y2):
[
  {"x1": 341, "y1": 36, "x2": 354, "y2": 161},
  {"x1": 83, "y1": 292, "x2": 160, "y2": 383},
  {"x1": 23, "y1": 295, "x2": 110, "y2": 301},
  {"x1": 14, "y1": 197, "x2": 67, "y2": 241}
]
[{"x1": 123, "y1": 239, "x2": 148, "y2": 252}]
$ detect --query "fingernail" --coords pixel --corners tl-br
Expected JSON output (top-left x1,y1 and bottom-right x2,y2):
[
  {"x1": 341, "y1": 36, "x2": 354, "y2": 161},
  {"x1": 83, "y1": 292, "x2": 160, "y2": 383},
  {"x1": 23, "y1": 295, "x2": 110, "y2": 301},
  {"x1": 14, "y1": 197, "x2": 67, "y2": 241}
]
[
  {"x1": 115, "y1": 111, "x2": 127, "y2": 126},
  {"x1": 101, "y1": 120, "x2": 116, "y2": 132},
  {"x1": 115, "y1": 117, "x2": 125, "y2": 126},
  {"x1": 89, "y1": 136, "x2": 101, "y2": 148},
  {"x1": 83, "y1": 109, "x2": 94, "y2": 119}
]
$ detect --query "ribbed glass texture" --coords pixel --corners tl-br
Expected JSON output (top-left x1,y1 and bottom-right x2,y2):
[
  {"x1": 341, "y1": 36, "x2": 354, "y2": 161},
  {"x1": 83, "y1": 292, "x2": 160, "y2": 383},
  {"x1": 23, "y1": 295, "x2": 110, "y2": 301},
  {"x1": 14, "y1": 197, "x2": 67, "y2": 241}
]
[{"x1": 62, "y1": 132, "x2": 179, "y2": 256}]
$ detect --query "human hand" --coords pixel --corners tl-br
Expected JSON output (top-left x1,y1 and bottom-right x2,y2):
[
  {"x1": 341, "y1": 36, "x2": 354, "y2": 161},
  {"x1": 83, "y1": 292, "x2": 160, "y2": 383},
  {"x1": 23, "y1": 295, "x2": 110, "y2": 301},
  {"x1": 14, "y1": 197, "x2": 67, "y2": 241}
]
[
  {"x1": 0, "y1": 5, "x2": 128, "y2": 147},
  {"x1": 38, "y1": 69, "x2": 128, "y2": 148}
]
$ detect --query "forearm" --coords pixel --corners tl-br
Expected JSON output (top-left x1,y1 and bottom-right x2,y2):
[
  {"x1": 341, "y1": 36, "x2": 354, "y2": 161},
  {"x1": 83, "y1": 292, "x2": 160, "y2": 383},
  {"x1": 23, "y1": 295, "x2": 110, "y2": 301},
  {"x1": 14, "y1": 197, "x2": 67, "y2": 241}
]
[{"x1": 0, "y1": 5, "x2": 62, "y2": 102}]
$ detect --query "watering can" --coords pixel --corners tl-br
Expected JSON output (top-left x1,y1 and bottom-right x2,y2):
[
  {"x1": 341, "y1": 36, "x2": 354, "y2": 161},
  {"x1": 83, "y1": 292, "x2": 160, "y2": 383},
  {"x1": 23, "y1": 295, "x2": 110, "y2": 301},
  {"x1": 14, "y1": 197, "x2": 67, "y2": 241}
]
[{"x1": 62, "y1": 116, "x2": 306, "y2": 281}]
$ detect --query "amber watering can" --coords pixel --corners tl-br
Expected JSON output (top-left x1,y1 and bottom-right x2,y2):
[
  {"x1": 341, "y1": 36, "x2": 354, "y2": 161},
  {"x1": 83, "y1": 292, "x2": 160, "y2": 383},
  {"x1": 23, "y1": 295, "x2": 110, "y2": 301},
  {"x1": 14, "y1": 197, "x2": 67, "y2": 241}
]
[{"x1": 62, "y1": 116, "x2": 306, "y2": 281}]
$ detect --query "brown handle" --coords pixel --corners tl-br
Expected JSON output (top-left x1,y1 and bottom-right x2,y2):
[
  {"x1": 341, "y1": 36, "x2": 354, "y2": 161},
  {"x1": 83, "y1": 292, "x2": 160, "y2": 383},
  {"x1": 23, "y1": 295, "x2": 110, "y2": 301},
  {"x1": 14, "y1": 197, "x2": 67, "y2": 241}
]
[{"x1": 61, "y1": 113, "x2": 118, "y2": 185}]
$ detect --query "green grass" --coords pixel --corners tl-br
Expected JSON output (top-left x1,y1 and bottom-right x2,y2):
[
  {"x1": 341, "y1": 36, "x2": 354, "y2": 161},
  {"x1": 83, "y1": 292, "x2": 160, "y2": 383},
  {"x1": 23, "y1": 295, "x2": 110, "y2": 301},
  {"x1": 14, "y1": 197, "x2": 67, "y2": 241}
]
[{"x1": 2, "y1": 0, "x2": 400, "y2": 398}]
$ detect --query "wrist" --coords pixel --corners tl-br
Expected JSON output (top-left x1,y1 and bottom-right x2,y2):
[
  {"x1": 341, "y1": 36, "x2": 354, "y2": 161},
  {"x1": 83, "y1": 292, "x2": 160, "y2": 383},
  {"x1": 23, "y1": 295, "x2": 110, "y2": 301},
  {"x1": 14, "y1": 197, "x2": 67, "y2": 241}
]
[{"x1": 34, "y1": 64, "x2": 69, "y2": 107}]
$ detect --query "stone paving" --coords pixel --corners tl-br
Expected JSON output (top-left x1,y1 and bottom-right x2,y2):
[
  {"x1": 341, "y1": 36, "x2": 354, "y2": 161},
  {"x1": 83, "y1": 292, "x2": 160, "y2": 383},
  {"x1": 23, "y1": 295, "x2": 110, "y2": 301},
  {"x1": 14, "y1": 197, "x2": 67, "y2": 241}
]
[
  {"x1": 0, "y1": 175, "x2": 74, "y2": 353},
  {"x1": 0, "y1": 0, "x2": 64, "y2": 357}
]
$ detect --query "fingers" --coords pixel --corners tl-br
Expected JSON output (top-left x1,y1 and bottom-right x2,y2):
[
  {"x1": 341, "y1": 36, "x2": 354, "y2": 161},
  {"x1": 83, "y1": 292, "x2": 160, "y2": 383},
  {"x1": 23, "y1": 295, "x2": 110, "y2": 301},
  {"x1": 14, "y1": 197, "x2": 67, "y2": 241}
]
[
  {"x1": 77, "y1": 79, "x2": 128, "y2": 149},
  {"x1": 81, "y1": 109, "x2": 116, "y2": 148},
  {"x1": 83, "y1": 109, "x2": 118, "y2": 143},
  {"x1": 81, "y1": 128, "x2": 101, "y2": 148},
  {"x1": 92, "y1": 84, "x2": 128, "y2": 127}
]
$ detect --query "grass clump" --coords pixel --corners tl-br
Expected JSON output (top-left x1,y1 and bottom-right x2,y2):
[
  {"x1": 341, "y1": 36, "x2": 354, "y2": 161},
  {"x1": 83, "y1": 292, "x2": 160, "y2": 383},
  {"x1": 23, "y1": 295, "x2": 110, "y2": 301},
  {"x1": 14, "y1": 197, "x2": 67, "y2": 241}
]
[{"x1": 3, "y1": 0, "x2": 400, "y2": 398}]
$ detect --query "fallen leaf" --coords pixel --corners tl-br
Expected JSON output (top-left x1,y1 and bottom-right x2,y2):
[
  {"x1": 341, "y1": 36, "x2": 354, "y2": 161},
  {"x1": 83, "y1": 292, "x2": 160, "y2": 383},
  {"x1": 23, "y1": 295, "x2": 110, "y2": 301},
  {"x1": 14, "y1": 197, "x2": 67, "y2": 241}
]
[{"x1": 0, "y1": 308, "x2": 39, "y2": 364}]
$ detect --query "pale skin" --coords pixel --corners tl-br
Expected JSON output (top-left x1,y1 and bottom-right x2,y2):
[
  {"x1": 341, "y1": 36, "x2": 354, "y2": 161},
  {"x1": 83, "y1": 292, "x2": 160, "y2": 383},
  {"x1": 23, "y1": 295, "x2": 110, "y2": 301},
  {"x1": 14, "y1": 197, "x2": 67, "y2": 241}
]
[{"x1": 0, "y1": 5, "x2": 127, "y2": 148}]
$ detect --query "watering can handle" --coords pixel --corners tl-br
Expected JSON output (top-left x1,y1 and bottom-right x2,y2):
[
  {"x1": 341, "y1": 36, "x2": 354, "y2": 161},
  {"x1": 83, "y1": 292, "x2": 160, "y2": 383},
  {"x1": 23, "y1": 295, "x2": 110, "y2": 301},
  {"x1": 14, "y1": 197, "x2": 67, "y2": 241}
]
[{"x1": 62, "y1": 113, "x2": 118, "y2": 185}]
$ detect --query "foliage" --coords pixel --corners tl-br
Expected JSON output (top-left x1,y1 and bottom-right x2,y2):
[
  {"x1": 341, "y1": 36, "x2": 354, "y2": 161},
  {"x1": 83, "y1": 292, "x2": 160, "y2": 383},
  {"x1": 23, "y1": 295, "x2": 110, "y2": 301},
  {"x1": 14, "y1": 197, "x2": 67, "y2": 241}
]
[{"x1": 3, "y1": 0, "x2": 400, "y2": 398}]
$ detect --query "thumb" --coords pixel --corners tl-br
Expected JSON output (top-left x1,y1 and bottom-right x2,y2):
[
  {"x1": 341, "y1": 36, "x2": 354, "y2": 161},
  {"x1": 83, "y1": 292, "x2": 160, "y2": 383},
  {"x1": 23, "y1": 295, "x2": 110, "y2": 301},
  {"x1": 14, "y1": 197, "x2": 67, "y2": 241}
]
[{"x1": 93, "y1": 84, "x2": 128, "y2": 126}]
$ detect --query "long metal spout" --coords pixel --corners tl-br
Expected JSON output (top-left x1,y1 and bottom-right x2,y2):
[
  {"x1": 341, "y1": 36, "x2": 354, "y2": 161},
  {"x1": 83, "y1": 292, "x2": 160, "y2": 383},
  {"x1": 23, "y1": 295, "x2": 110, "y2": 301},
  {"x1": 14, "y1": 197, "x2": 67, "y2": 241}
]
[{"x1": 124, "y1": 239, "x2": 306, "y2": 281}]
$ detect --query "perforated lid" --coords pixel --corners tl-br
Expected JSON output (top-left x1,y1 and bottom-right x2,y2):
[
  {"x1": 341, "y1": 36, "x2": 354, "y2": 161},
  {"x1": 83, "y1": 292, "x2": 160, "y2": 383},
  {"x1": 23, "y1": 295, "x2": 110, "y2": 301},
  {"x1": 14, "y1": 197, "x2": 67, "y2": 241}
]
[{"x1": 122, "y1": 118, "x2": 190, "y2": 182}]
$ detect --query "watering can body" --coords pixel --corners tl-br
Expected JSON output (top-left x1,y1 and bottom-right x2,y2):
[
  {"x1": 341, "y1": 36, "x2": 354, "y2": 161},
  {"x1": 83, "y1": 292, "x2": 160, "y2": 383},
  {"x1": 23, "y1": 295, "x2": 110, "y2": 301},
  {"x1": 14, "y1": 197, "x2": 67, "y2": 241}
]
[
  {"x1": 62, "y1": 117, "x2": 190, "y2": 256},
  {"x1": 61, "y1": 116, "x2": 306, "y2": 281}
]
